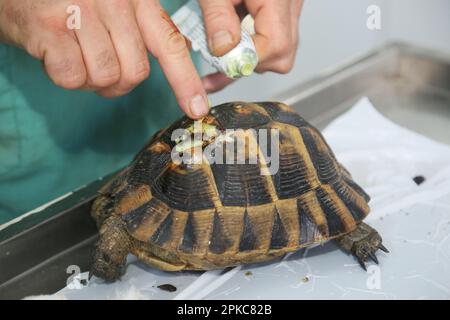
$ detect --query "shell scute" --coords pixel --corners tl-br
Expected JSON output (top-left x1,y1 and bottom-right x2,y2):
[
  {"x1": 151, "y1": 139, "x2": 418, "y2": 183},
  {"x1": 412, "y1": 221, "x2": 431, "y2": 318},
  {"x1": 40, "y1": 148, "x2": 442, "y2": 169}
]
[{"x1": 258, "y1": 102, "x2": 309, "y2": 128}]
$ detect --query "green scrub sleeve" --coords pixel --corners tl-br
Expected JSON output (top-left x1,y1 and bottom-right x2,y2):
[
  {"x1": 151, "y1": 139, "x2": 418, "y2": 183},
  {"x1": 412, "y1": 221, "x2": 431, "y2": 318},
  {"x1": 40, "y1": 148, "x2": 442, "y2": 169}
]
[{"x1": 0, "y1": 0, "x2": 191, "y2": 224}]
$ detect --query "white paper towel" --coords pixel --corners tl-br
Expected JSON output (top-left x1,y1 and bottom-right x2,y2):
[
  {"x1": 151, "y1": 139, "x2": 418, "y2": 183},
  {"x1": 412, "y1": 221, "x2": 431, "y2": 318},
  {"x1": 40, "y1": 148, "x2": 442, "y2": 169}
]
[{"x1": 41, "y1": 97, "x2": 450, "y2": 300}]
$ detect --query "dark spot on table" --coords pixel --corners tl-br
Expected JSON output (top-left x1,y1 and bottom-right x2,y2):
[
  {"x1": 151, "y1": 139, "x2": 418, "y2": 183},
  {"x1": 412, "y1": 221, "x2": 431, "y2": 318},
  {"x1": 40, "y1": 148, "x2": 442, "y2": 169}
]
[
  {"x1": 157, "y1": 284, "x2": 177, "y2": 292},
  {"x1": 245, "y1": 271, "x2": 253, "y2": 276},
  {"x1": 413, "y1": 175, "x2": 425, "y2": 185}
]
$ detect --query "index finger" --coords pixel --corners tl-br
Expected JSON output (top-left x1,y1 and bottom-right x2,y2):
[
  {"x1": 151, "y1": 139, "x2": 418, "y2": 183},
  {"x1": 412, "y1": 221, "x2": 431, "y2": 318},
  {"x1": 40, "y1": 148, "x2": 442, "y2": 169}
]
[{"x1": 135, "y1": 1, "x2": 209, "y2": 119}]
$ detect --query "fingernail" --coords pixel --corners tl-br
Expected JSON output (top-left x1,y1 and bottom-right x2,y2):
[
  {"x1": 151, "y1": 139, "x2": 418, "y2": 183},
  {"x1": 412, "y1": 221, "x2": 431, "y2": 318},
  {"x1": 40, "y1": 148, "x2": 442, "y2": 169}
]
[
  {"x1": 190, "y1": 95, "x2": 209, "y2": 118},
  {"x1": 212, "y1": 31, "x2": 233, "y2": 55}
]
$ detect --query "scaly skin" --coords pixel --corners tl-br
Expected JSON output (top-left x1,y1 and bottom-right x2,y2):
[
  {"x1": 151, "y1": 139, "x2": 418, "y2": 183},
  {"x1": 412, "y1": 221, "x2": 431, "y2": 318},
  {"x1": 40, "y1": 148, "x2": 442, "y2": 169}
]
[
  {"x1": 90, "y1": 215, "x2": 131, "y2": 282},
  {"x1": 334, "y1": 222, "x2": 389, "y2": 270}
]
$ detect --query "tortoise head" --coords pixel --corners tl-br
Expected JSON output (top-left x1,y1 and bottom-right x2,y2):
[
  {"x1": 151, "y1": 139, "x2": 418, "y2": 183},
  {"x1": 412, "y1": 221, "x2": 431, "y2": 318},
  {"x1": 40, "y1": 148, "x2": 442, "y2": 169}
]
[
  {"x1": 90, "y1": 251, "x2": 124, "y2": 282},
  {"x1": 90, "y1": 216, "x2": 131, "y2": 282}
]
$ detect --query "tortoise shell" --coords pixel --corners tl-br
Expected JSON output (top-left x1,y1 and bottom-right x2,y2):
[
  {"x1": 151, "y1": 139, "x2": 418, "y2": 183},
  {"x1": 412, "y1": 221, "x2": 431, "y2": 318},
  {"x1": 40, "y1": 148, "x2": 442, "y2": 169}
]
[{"x1": 93, "y1": 102, "x2": 370, "y2": 270}]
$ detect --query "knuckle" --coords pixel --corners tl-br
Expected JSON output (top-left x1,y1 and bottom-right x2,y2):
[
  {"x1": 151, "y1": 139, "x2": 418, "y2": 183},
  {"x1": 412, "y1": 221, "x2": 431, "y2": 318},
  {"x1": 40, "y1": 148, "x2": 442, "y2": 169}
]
[
  {"x1": 46, "y1": 54, "x2": 86, "y2": 89},
  {"x1": 90, "y1": 72, "x2": 120, "y2": 87},
  {"x1": 123, "y1": 61, "x2": 150, "y2": 86},
  {"x1": 272, "y1": 58, "x2": 294, "y2": 74},
  {"x1": 203, "y1": 6, "x2": 234, "y2": 25},
  {"x1": 133, "y1": 61, "x2": 151, "y2": 82},
  {"x1": 91, "y1": 50, "x2": 121, "y2": 86},
  {"x1": 95, "y1": 49, "x2": 118, "y2": 71},
  {"x1": 157, "y1": 8, "x2": 190, "y2": 59},
  {"x1": 51, "y1": 66, "x2": 86, "y2": 89},
  {"x1": 164, "y1": 31, "x2": 189, "y2": 58},
  {"x1": 54, "y1": 74, "x2": 85, "y2": 89},
  {"x1": 274, "y1": 37, "x2": 292, "y2": 58}
]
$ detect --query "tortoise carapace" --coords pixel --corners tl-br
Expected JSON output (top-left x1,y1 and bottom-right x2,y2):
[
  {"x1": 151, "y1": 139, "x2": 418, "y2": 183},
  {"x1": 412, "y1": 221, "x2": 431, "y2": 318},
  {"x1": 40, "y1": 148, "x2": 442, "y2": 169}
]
[{"x1": 91, "y1": 102, "x2": 388, "y2": 281}]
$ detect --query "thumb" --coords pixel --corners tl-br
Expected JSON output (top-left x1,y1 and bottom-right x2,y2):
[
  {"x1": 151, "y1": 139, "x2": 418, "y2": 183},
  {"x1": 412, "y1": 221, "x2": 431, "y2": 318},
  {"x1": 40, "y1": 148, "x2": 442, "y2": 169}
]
[{"x1": 198, "y1": 0, "x2": 241, "y2": 56}]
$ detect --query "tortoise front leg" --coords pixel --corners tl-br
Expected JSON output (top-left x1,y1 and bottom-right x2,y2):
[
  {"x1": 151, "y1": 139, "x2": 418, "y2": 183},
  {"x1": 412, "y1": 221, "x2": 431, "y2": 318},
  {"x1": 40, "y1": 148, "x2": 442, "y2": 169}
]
[
  {"x1": 91, "y1": 215, "x2": 131, "y2": 282},
  {"x1": 334, "y1": 222, "x2": 388, "y2": 270}
]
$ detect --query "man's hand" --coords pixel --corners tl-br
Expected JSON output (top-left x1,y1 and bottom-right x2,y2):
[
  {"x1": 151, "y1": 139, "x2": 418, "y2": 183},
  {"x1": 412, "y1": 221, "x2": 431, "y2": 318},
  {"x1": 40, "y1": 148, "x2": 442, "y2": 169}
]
[
  {"x1": 0, "y1": 0, "x2": 304, "y2": 118},
  {"x1": 200, "y1": 0, "x2": 304, "y2": 93},
  {"x1": 0, "y1": 0, "x2": 209, "y2": 118}
]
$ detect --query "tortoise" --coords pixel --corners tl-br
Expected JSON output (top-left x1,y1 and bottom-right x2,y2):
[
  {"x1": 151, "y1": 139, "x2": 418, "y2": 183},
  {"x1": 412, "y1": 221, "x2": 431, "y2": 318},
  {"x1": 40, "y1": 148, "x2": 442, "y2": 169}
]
[{"x1": 90, "y1": 101, "x2": 388, "y2": 281}]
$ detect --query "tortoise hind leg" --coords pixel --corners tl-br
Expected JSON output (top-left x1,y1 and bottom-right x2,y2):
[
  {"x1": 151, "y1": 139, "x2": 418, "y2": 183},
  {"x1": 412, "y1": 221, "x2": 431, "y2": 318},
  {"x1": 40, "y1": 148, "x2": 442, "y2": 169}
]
[
  {"x1": 91, "y1": 215, "x2": 131, "y2": 282},
  {"x1": 334, "y1": 222, "x2": 388, "y2": 270}
]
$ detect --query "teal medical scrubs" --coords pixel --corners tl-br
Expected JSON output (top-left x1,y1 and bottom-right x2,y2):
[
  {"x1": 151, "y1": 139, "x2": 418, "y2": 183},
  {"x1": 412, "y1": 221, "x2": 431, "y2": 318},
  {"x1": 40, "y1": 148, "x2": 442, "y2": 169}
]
[{"x1": 0, "y1": 1, "x2": 187, "y2": 224}]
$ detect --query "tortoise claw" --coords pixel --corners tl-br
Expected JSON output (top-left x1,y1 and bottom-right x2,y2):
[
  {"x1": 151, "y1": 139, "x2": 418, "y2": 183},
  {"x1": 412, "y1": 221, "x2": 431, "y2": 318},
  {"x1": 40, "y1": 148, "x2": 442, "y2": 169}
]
[
  {"x1": 378, "y1": 243, "x2": 389, "y2": 253},
  {"x1": 368, "y1": 252, "x2": 379, "y2": 264},
  {"x1": 357, "y1": 258, "x2": 367, "y2": 271}
]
